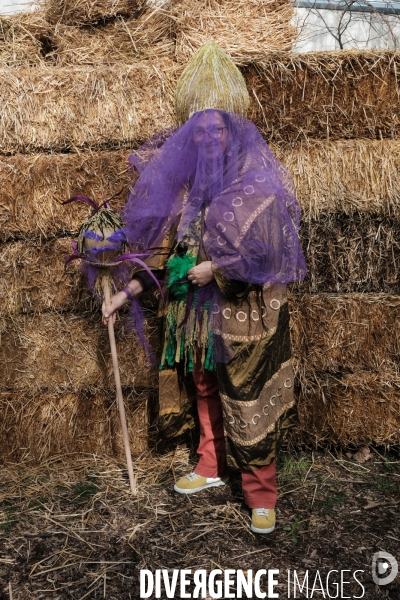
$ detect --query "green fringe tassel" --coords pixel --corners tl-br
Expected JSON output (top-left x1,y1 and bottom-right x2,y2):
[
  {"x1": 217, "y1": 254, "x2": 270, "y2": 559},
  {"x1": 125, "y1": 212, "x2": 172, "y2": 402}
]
[{"x1": 160, "y1": 290, "x2": 214, "y2": 374}]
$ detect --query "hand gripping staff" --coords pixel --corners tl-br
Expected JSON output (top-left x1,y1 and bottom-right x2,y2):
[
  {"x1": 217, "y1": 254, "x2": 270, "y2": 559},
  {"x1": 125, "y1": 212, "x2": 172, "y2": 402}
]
[{"x1": 63, "y1": 195, "x2": 162, "y2": 495}]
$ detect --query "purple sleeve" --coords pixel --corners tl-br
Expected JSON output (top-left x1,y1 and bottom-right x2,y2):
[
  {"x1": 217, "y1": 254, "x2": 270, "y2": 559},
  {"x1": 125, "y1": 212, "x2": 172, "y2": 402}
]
[{"x1": 134, "y1": 270, "x2": 163, "y2": 291}]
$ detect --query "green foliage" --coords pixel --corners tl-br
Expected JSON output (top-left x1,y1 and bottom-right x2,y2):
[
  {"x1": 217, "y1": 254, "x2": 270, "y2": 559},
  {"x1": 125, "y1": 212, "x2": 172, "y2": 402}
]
[
  {"x1": 72, "y1": 481, "x2": 99, "y2": 504},
  {"x1": 283, "y1": 518, "x2": 303, "y2": 545},
  {"x1": 279, "y1": 453, "x2": 311, "y2": 482}
]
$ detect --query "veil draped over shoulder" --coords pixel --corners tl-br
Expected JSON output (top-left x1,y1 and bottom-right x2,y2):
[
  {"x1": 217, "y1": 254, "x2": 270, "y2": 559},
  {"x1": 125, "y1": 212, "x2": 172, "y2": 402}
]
[{"x1": 123, "y1": 110, "x2": 306, "y2": 286}]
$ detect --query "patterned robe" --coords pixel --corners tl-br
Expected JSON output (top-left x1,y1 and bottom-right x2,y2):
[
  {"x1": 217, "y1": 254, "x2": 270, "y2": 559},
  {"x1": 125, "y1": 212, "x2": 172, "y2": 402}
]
[{"x1": 155, "y1": 194, "x2": 298, "y2": 471}]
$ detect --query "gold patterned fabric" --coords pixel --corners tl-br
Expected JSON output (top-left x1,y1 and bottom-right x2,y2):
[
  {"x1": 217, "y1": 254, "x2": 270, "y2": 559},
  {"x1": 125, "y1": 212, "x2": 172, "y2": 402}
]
[
  {"x1": 158, "y1": 368, "x2": 197, "y2": 440},
  {"x1": 214, "y1": 285, "x2": 297, "y2": 471},
  {"x1": 139, "y1": 175, "x2": 299, "y2": 469},
  {"x1": 158, "y1": 281, "x2": 297, "y2": 470}
]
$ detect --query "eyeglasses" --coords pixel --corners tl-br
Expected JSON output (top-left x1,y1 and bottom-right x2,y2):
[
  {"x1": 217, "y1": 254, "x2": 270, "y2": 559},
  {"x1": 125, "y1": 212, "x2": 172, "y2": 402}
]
[{"x1": 193, "y1": 126, "x2": 227, "y2": 140}]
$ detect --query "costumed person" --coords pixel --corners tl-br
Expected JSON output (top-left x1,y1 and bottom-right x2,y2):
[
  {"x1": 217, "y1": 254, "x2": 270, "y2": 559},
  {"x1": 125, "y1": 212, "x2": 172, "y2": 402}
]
[{"x1": 102, "y1": 42, "x2": 306, "y2": 534}]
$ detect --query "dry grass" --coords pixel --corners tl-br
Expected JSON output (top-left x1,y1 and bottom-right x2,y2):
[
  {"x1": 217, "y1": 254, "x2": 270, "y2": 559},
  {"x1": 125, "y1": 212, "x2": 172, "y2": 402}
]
[
  {"x1": 0, "y1": 13, "x2": 47, "y2": 67},
  {"x1": 245, "y1": 50, "x2": 400, "y2": 142},
  {"x1": 2, "y1": 211, "x2": 400, "y2": 316},
  {"x1": 296, "y1": 369, "x2": 400, "y2": 447},
  {"x1": 0, "y1": 0, "x2": 294, "y2": 68},
  {"x1": 52, "y1": 5, "x2": 175, "y2": 65},
  {"x1": 0, "y1": 150, "x2": 137, "y2": 242},
  {"x1": 0, "y1": 239, "x2": 92, "y2": 314},
  {"x1": 289, "y1": 293, "x2": 400, "y2": 374},
  {"x1": 173, "y1": 0, "x2": 296, "y2": 65},
  {"x1": 0, "y1": 311, "x2": 158, "y2": 394},
  {"x1": 3, "y1": 139, "x2": 400, "y2": 241},
  {"x1": 0, "y1": 4, "x2": 173, "y2": 67},
  {"x1": 289, "y1": 293, "x2": 400, "y2": 446},
  {"x1": 0, "y1": 51, "x2": 399, "y2": 152},
  {"x1": 0, "y1": 390, "x2": 149, "y2": 462},
  {"x1": 0, "y1": 450, "x2": 399, "y2": 600},
  {"x1": 0, "y1": 60, "x2": 179, "y2": 154},
  {"x1": 42, "y1": 0, "x2": 145, "y2": 25},
  {"x1": 294, "y1": 213, "x2": 400, "y2": 294},
  {"x1": 275, "y1": 139, "x2": 400, "y2": 219}
]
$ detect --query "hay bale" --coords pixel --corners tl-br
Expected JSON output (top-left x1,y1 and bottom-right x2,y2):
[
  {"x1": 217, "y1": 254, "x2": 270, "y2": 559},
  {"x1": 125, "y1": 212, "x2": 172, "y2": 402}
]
[
  {"x1": 275, "y1": 139, "x2": 400, "y2": 220},
  {"x1": 295, "y1": 213, "x2": 400, "y2": 294},
  {"x1": 0, "y1": 389, "x2": 149, "y2": 462},
  {"x1": 3, "y1": 138, "x2": 400, "y2": 240},
  {"x1": 289, "y1": 292, "x2": 400, "y2": 446},
  {"x1": 0, "y1": 14, "x2": 46, "y2": 67},
  {"x1": 0, "y1": 312, "x2": 158, "y2": 393},
  {"x1": 0, "y1": 61, "x2": 179, "y2": 154},
  {"x1": 289, "y1": 293, "x2": 400, "y2": 375},
  {"x1": 245, "y1": 50, "x2": 400, "y2": 142},
  {"x1": 43, "y1": 0, "x2": 145, "y2": 25},
  {"x1": 1, "y1": 52, "x2": 399, "y2": 153},
  {"x1": 2, "y1": 213, "x2": 399, "y2": 318},
  {"x1": 0, "y1": 151, "x2": 136, "y2": 242},
  {"x1": 0, "y1": 237, "x2": 160, "y2": 315},
  {"x1": 0, "y1": 239, "x2": 92, "y2": 315},
  {"x1": 295, "y1": 369, "x2": 400, "y2": 446},
  {"x1": 173, "y1": 0, "x2": 296, "y2": 65},
  {"x1": 52, "y1": 6, "x2": 175, "y2": 65}
]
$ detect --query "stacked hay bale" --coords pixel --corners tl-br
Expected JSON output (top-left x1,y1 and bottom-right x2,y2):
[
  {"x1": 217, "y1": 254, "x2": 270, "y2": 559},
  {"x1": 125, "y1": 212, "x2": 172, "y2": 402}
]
[
  {"x1": 0, "y1": 0, "x2": 398, "y2": 461},
  {"x1": 0, "y1": 1, "x2": 172, "y2": 463},
  {"x1": 244, "y1": 52, "x2": 400, "y2": 446},
  {"x1": 0, "y1": 0, "x2": 297, "y2": 462}
]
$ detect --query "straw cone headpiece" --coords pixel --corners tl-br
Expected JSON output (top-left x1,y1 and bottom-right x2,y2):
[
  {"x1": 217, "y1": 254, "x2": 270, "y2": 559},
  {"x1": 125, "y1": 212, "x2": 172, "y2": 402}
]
[{"x1": 175, "y1": 42, "x2": 250, "y2": 123}]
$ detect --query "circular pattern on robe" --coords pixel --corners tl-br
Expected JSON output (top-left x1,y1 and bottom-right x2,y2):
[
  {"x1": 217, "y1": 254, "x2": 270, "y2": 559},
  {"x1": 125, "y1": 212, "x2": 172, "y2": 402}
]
[
  {"x1": 239, "y1": 419, "x2": 248, "y2": 429},
  {"x1": 270, "y1": 299, "x2": 281, "y2": 310},
  {"x1": 284, "y1": 378, "x2": 292, "y2": 388},
  {"x1": 270, "y1": 395, "x2": 276, "y2": 406},
  {"x1": 236, "y1": 311, "x2": 247, "y2": 322},
  {"x1": 216, "y1": 222, "x2": 226, "y2": 232},
  {"x1": 223, "y1": 308, "x2": 232, "y2": 319},
  {"x1": 263, "y1": 405, "x2": 269, "y2": 416},
  {"x1": 223, "y1": 211, "x2": 234, "y2": 221},
  {"x1": 212, "y1": 304, "x2": 221, "y2": 314},
  {"x1": 232, "y1": 196, "x2": 243, "y2": 207},
  {"x1": 255, "y1": 175, "x2": 266, "y2": 183},
  {"x1": 244, "y1": 185, "x2": 254, "y2": 195},
  {"x1": 251, "y1": 310, "x2": 260, "y2": 321},
  {"x1": 227, "y1": 414, "x2": 235, "y2": 425},
  {"x1": 276, "y1": 387, "x2": 282, "y2": 397},
  {"x1": 217, "y1": 236, "x2": 226, "y2": 246},
  {"x1": 252, "y1": 414, "x2": 260, "y2": 425}
]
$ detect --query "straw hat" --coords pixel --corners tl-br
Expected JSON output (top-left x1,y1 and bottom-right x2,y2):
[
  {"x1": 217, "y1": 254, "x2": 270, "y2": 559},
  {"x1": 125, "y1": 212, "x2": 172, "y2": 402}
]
[{"x1": 175, "y1": 41, "x2": 250, "y2": 123}]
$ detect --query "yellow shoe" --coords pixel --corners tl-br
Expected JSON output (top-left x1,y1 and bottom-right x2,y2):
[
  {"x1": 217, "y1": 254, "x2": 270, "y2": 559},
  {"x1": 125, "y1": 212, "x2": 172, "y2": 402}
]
[
  {"x1": 251, "y1": 508, "x2": 276, "y2": 534},
  {"x1": 174, "y1": 472, "x2": 228, "y2": 495}
]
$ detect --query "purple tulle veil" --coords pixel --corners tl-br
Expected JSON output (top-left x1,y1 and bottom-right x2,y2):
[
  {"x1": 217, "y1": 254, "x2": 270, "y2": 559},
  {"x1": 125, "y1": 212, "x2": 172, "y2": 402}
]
[
  {"x1": 122, "y1": 110, "x2": 306, "y2": 364},
  {"x1": 123, "y1": 110, "x2": 306, "y2": 286}
]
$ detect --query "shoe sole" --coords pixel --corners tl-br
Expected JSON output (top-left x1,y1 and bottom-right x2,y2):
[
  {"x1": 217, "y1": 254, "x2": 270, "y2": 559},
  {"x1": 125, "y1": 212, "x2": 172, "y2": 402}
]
[
  {"x1": 250, "y1": 524, "x2": 275, "y2": 534},
  {"x1": 173, "y1": 479, "x2": 228, "y2": 495}
]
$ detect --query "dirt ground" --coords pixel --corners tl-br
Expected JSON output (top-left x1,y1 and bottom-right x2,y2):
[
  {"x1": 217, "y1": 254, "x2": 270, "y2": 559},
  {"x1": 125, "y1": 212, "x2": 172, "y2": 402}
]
[{"x1": 0, "y1": 445, "x2": 399, "y2": 600}]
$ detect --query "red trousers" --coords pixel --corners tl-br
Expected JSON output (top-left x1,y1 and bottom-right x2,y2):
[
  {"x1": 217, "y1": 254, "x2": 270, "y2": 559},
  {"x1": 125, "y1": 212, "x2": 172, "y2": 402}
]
[{"x1": 192, "y1": 362, "x2": 277, "y2": 509}]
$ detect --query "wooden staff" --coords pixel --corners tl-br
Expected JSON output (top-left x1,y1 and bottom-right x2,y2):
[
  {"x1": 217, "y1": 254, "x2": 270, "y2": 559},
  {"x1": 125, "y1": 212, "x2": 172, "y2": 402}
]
[{"x1": 102, "y1": 274, "x2": 137, "y2": 495}]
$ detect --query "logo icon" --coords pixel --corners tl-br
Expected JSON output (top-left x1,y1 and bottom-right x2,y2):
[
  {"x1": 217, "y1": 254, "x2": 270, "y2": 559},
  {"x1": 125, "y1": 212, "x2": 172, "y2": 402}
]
[{"x1": 372, "y1": 551, "x2": 398, "y2": 586}]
